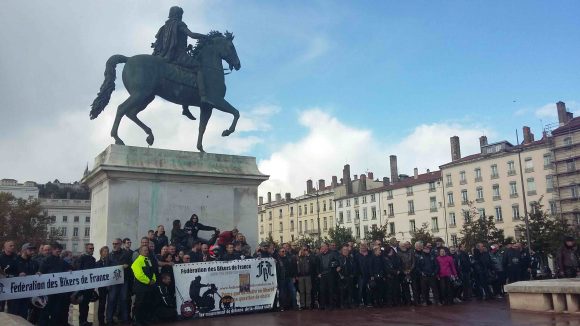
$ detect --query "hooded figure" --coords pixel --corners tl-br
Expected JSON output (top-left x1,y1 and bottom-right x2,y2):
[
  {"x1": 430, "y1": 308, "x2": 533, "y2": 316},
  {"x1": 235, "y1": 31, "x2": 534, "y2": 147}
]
[{"x1": 557, "y1": 236, "x2": 578, "y2": 278}]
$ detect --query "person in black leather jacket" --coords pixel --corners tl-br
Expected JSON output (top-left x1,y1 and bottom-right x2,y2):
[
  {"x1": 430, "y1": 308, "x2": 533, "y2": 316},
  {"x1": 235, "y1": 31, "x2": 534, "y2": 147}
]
[{"x1": 416, "y1": 243, "x2": 440, "y2": 306}]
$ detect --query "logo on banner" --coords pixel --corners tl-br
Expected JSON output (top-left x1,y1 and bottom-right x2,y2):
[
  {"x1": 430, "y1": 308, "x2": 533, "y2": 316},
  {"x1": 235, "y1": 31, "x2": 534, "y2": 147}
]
[
  {"x1": 113, "y1": 269, "x2": 122, "y2": 281},
  {"x1": 255, "y1": 260, "x2": 274, "y2": 282}
]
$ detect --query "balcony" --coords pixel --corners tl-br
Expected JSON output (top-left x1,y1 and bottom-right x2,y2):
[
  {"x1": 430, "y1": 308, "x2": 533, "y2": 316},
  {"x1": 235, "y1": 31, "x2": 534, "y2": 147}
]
[
  {"x1": 525, "y1": 168, "x2": 534, "y2": 173},
  {"x1": 388, "y1": 213, "x2": 394, "y2": 218},
  {"x1": 475, "y1": 177, "x2": 483, "y2": 183},
  {"x1": 354, "y1": 218, "x2": 360, "y2": 225},
  {"x1": 493, "y1": 196, "x2": 501, "y2": 201},
  {"x1": 476, "y1": 198, "x2": 484, "y2": 203},
  {"x1": 527, "y1": 190, "x2": 537, "y2": 196},
  {"x1": 447, "y1": 202, "x2": 455, "y2": 207},
  {"x1": 407, "y1": 191, "x2": 414, "y2": 196},
  {"x1": 387, "y1": 195, "x2": 393, "y2": 200},
  {"x1": 510, "y1": 193, "x2": 519, "y2": 199},
  {"x1": 508, "y1": 170, "x2": 517, "y2": 176},
  {"x1": 408, "y1": 211, "x2": 415, "y2": 215},
  {"x1": 430, "y1": 207, "x2": 438, "y2": 212},
  {"x1": 429, "y1": 187, "x2": 436, "y2": 193},
  {"x1": 461, "y1": 200, "x2": 469, "y2": 206},
  {"x1": 305, "y1": 229, "x2": 320, "y2": 235},
  {"x1": 460, "y1": 180, "x2": 467, "y2": 185},
  {"x1": 491, "y1": 174, "x2": 499, "y2": 180}
]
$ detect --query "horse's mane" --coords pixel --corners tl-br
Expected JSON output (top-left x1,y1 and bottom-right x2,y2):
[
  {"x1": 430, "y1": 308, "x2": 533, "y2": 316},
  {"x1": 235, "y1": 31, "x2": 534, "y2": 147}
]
[{"x1": 188, "y1": 30, "x2": 234, "y2": 58}]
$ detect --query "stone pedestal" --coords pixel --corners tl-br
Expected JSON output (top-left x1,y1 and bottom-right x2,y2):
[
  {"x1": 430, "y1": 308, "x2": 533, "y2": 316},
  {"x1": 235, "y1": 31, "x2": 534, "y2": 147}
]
[{"x1": 82, "y1": 145, "x2": 268, "y2": 251}]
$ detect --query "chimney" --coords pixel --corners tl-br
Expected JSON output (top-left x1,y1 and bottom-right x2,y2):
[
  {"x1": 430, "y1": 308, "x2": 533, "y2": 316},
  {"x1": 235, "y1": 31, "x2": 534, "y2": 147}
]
[
  {"x1": 522, "y1": 126, "x2": 534, "y2": 145},
  {"x1": 285, "y1": 192, "x2": 291, "y2": 201},
  {"x1": 318, "y1": 179, "x2": 326, "y2": 190},
  {"x1": 557, "y1": 101, "x2": 570, "y2": 126},
  {"x1": 479, "y1": 135, "x2": 488, "y2": 148},
  {"x1": 267, "y1": 192, "x2": 272, "y2": 203},
  {"x1": 360, "y1": 174, "x2": 367, "y2": 191},
  {"x1": 389, "y1": 155, "x2": 399, "y2": 183},
  {"x1": 427, "y1": 169, "x2": 430, "y2": 173},
  {"x1": 275, "y1": 193, "x2": 282, "y2": 202},
  {"x1": 354, "y1": 174, "x2": 358, "y2": 180},
  {"x1": 331, "y1": 176, "x2": 338, "y2": 187},
  {"x1": 450, "y1": 136, "x2": 461, "y2": 161},
  {"x1": 306, "y1": 179, "x2": 313, "y2": 194},
  {"x1": 343, "y1": 164, "x2": 352, "y2": 195},
  {"x1": 367, "y1": 172, "x2": 374, "y2": 180},
  {"x1": 382, "y1": 177, "x2": 390, "y2": 186},
  {"x1": 414, "y1": 168, "x2": 419, "y2": 179},
  {"x1": 259, "y1": 196, "x2": 263, "y2": 205}
]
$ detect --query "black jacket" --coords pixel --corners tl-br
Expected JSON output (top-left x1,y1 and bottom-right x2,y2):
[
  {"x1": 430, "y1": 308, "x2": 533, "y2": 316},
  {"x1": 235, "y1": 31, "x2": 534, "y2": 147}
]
[
  {"x1": 40, "y1": 255, "x2": 72, "y2": 274},
  {"x1": 0, "y1": 252, "x2": 18, "y2": 277},
  {"x1": 153, "y1": 233, "x2": 169, "y2": 254},
  {"x1": 473, "y1": 250, "x2": 493, "y2": 274},
  {"x1": 416, "y1": 252, "x2": 439, "y2": 277},
  {"x1": 77, "y1": 253, "x2": 97, "y2": 270},
  {"x1": 276, "y1": 255, "x2": 297, "y2": 281},
  {"x1": 338, "y1": 254, "x2": 355, "y2": 278},
  {"x1": 183, "y1": 221, "x2": 217, "y2": 240},
  {"x1": 16, "y1": 256, "x2": 39, "y2": 276},
  {"x1": 369, "y1": 254, "x2": 385, "y2": 278},
  {"x1": 354, "y1": 252, "x2": 372, "y2": 278},
  {"x1": 297, "y1": 254, "x2": 315, "y2": 277}
]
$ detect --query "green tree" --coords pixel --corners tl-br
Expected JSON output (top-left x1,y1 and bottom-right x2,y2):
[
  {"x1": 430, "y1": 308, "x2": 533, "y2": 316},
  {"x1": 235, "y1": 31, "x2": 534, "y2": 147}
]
[
  {"x1": 0, "y1": 192, "x2": 52, "y2": 246},
  {"x1": 263, "y1": 233, "x2": 279, "y2": 249},
  {"x1": 410, "y1": 222, "x2": 433, "y2": 245},
  {"x1": 515, "y1": 199, "x2": 578, "y2": 261},
  {"x1": 295, "y1": 236, "x2": 323, "y2": 249},
  {"x1": 325, "y1": 226, "x2": 355, "y2": 246},
  {"x1": 459, "y1": 203, "x2": 504, "y2": 250},
  {"x1": 365, "y1": 224, "x2": 388, "y2": 242}
]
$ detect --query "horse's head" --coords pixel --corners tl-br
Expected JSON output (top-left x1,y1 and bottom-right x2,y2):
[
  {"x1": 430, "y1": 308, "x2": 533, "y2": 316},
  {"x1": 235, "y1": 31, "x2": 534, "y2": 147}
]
[{"x1": 210, "y1": 31, "x2": 240, "y2": 71}]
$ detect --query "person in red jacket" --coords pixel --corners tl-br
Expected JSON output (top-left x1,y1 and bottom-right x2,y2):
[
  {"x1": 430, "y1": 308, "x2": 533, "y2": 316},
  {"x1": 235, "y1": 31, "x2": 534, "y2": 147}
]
[
  {"x1": 436, "y1": 248, "x2": 458, "y2": 305},
  {"x1": 216, "y1": 228, "x2": 239, "y2": 256}
]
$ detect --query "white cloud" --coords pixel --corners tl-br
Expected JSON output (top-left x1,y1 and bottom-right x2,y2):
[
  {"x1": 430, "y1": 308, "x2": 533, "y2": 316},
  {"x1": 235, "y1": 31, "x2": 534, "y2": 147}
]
[
  {"x1": 258, "y1": 109, "x2": 492, "y2": 197},
  {"x1": 297, "y1": 36, "x2": 331, "y2": 63},
  {"x1": 534, "y1": 101, "x2": 579, "y2": 119}
]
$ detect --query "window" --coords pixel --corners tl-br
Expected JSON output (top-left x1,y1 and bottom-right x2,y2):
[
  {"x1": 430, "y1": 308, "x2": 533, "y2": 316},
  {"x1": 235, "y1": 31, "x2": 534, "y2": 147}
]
[
  {"x1": 491, "y1": 164, "x2": 499, "y2": 178},
  {"x1": 260, "y1": 225, "x2": 264, "y2": 234},
  {"x1": 61, "y1": 227, "x2": 67, "y2": 237},
  {"x1": 310, "y1": 203, "x2": 313, "y2": 214},
  {"x1": 564, "y1": 137, "x2": 572, "y2": 146},
  {"x1": 451, "y1": 234, "x2": 458, "y2": 247},
  {"x1": 493, "y1": 184, "x2": 500, "y2": 199},
  {"x1": 74, "y1": 216, "x2": 79, "y2": 223},
  {"x1": 478, "y1": 208, "x2": 486, "y2": 218},
  {"x1": 355, "y1": 209, "x2": 360, "y2": 220},
  {"x1": 476, "y1": 187, "x2": 484, "y2": 201},
  {"x1": 461, "y1": 190, "x2": 468, "y2": 204},
  {"x1": 460, "y1": 171, "x2": 466, "y2": 184},
  {"x1": 370, "y1": 194, "x2": 376, "y2": 202},
  {"x1": 527, "y1": 178, "x2": 536, "y2": 195},
  {"x1": 85, "y1": 216, "x2": 90, "y2": 223},
  {"x1": 361, "y1": 196, "x2": 367, "y2": 204},
  {"x1": 463, "y1": 210, "x2": 471, "y2": 223},
  {"x1": 508, "y1": 161, "x2": 516, "y2": 175},
  {"x1": 269, "y1": 211, "x2": 272, "y2": 220},
  {"x1": 431, "y1": 217, "x2": 439, "y2": 232},
  {"x1": 269, "y1": 223, "x2": 273, "y2": 233},
  {"x1": 299, "y1": 206, "x2": 302, "y2": 216},
  {"x1": 387, "y1": 190, "x2": 393, "y2": 199},
  {"x1": 572, "y1": 184, "x2": 579, "y2": 199},
  {"x1": 323, "y1": 217, "x2": 328, "y2": 230},
  {"x1": 299, "y1": 221, "x2": 302, "y2": 233},
  {"x1": 449, "y1": 212, "x2": 456, "y2": 227},
  {"x1": 546, "y1": 175, "x2": 554, "y2": 192},
  {"x1": 290, "y1": 207, "x2": 294, "y2": 216},
  {"x1": 260, "y1": 214, "x2": 263, "y2": 222},
  {"x1": 311, "y1": 219, "x2": 314, "y2": 230},
  {"x1": 355, "y1": 226, "x2": 360, "y2": 239},
  {"x1": 363, "y1": 207, "x2": 368, "y2": 220},
  {"x1": 329, "y1": 199, "x2": 333, "y2": 210},
  {"x1": 495, "y1": 207, "x2": 503, "y2": 222},
  {"x1": 354, "y1": 197, "x2": 359, "y2": 205},
  {"x1": 543, "y1": 154, "x2": 552, "y2": 169},
  {"x1": 447, "y1": 192, "x2": 454, "y2": 206},
  {"x1": 72, "y1": 243, "x2": 78, "y2": 253},
  {"x1": 512, "y1": 205, "x2": 520, "y2": 220},
  {"x1": 407, "y1": 186, "x2": 414, "y2": 196},
  {"x1": 510, "y1": 181, "x2": 518, "y2": 197},
  {"x1": 389, "y1": 222, "x2": 396, "y2": 236},
  {"x1": 475, "y1": 168, "x2": 482, "y2": 181},
  {"x1": 430, "y1": 197, "x2": 437, "y2": 211},
  {"x1": 279, "y1": 209, "x2": 283, "y2": 218},
  {"x1": 566, "y1": 160, "x2": 576, "y2": 172},
  {"x1": 279, "y1": 222, "x2": 283, "y2": 232},
  {"x1": 280, "y1": 236, "x2": 283, "y2": 243},
  {"x1": 525, "y1": 158, "x2": 534, "y2": 173},
  {"x1": 84, "y1": 227, "x2": 90, "y2": 237},
  {"x1": 338, "y1": 212, "x2": 344, "y2": 224},
  {"x1": 429, "y1": 182, "x2": 436, "y2": 192},
  {"x1": 338, "y1": 201, "x2": 343, "y2": 208},
  {"x1": 446, "y1": 174, "x2": 453, "y2": 186},
  {"x1": 316, "y1": 201, "x2": 320, "y2": 212},
  {"x1": 73, "y1": 227, "x2": 78, "y2": 237},
  {"x1": 388, "y1": 203, "x2": 394, "y2": 217},
  {"x1": 62, "y1": 216, "x2": 68, "y2": 223},
  {"x1": 50, "y1": 227, "x2": 57, "y2": 236},
  {"x1": 408, "y1": 200, "x2": 415, "y2": 214},
  {"x1": 409, "y1": 220, "x2": 416, "y2": 232},
  {"x1": 304, "y1": 205, "x2": 307, "y2": 214},
  {"x1": 363, "y1": 225, "x2": 369, "y2": 237},
  {"x1": 290, "y1": 220, "x2": 294, "y2": 232},
  {"x1": 371, "y1": 207, "x2": 377, "y2": 220},
  {"x1": 346, "y1": 211, "x2": 351, "y2": 223},
  {"x1": 549, "y1": 201, "x2": 557, "y2": 215},
  {"x1": 346, "y1": 199, "x2": 351, "y2": 207}
]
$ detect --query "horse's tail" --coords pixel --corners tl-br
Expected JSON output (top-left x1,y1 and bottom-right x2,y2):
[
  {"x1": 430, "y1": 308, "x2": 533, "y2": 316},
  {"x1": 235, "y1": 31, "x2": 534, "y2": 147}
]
[{"x1": 90, "y1": 54, "x2": 128, "y2": 119}]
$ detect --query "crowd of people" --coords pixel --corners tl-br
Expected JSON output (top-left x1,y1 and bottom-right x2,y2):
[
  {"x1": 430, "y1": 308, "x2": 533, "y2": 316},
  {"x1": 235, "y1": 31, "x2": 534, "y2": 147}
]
[{"x1": 0, "y1": 212, "x2": 578, "y2": 326}]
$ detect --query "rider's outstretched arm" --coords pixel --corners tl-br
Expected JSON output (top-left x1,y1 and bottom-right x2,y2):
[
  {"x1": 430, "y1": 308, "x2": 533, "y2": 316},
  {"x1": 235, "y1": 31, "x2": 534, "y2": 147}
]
[{"x1": 182, "y1": 26, "x2": 206, "y2": 40}]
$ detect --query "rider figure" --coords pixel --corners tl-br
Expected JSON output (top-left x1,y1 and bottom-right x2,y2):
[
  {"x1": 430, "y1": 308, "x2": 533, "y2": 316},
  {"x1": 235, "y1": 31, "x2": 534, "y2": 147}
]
[
  {"x1": 189, "y1": 276, "x2": 210, "y2": 305},
  {"x1": 152, "y1": 6, "x2": 212, "y2": 119}
]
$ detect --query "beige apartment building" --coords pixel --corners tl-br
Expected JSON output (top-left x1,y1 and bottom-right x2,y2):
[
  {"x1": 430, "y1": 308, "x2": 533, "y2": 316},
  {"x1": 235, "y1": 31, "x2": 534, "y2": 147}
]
[
  {"x1": 439, "y1": 129, "x2": 556, "y2": 245},
  {"x1": 257, "y1": 179, "x2": 336, "y2": 244},
  {"x1": 551, "y1": 102, "x2": 579, "y2": 226}
]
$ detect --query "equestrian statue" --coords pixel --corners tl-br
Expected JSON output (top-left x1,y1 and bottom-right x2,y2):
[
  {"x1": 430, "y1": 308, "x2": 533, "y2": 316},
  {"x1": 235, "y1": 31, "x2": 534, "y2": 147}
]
[{"x1": 90, "y1": 6, "x2": 241, "y2": 152}]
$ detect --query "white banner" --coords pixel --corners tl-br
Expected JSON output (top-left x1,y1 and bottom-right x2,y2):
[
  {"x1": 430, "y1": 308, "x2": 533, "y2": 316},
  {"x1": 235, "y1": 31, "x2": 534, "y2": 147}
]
[
  {"x1": 173, "y1": 258, "x2": 277, "y2": 319},
  {"x1": 0, "y1": 265, "x2": 124, "y2": 300}
]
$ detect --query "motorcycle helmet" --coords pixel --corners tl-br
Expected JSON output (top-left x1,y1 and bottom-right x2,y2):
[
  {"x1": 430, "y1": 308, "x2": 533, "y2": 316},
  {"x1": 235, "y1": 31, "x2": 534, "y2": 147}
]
[{"x1": 31, "y1": 296, "x2": 48, "y2": 309}]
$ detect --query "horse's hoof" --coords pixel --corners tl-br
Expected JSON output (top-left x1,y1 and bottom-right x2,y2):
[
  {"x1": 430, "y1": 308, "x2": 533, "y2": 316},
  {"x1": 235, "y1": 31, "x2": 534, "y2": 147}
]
[
  {"x1": 197, "y1": 145, "x2": 205, "y2": 153},
  {"x1": 146, "y1": 134, "x2": 154, "y2": 146},
  {"x1": 115, "y1": 139, "x2": 125, "y2": 145},
  {"x1": 222, "y1": 130, "x2": 232, "y2": 137}
]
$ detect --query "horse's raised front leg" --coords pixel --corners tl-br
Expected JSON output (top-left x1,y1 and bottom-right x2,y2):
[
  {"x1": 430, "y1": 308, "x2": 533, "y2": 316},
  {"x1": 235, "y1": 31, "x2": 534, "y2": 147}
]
[
  {"x1": 211, "y1": 98, "x2": 239, "y2": 137},
  {"x1": 197, "y1": 105, "x2": 213, "y2": 152}
]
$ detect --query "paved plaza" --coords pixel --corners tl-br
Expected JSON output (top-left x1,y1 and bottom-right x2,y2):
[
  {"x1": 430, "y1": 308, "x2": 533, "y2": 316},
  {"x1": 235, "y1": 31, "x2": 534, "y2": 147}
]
[{"x1": 156, "y1": 299, "x2": 580, "y2": 326}]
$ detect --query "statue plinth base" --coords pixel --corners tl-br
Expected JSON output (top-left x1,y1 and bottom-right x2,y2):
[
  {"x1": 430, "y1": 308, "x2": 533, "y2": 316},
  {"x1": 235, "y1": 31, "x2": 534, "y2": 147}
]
[{"x1": 82, "y1": 145, "x2": 268, "y2": 250}]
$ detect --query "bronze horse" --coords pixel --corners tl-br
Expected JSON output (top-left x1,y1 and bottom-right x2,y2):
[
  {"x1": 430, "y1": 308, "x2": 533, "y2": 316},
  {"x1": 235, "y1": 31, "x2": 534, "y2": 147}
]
[{"x1": 90, "y1": 31, "x2": 241, "y2": 152}]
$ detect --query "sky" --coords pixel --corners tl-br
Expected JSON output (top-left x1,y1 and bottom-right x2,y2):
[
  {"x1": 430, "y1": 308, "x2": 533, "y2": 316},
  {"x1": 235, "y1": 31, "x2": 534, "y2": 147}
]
[{"x1": 1, "y1": 1, "x2": 579, "y2": 197}]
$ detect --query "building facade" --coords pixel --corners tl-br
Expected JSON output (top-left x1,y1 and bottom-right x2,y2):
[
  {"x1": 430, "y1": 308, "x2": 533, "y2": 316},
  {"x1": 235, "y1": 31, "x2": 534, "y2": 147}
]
[
  {"x1": 550, "y1": 101, "x2": 580, "y2": 226},
  {"x1": 0, "y1": 179, "x2": 39, "y2": 200}
]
